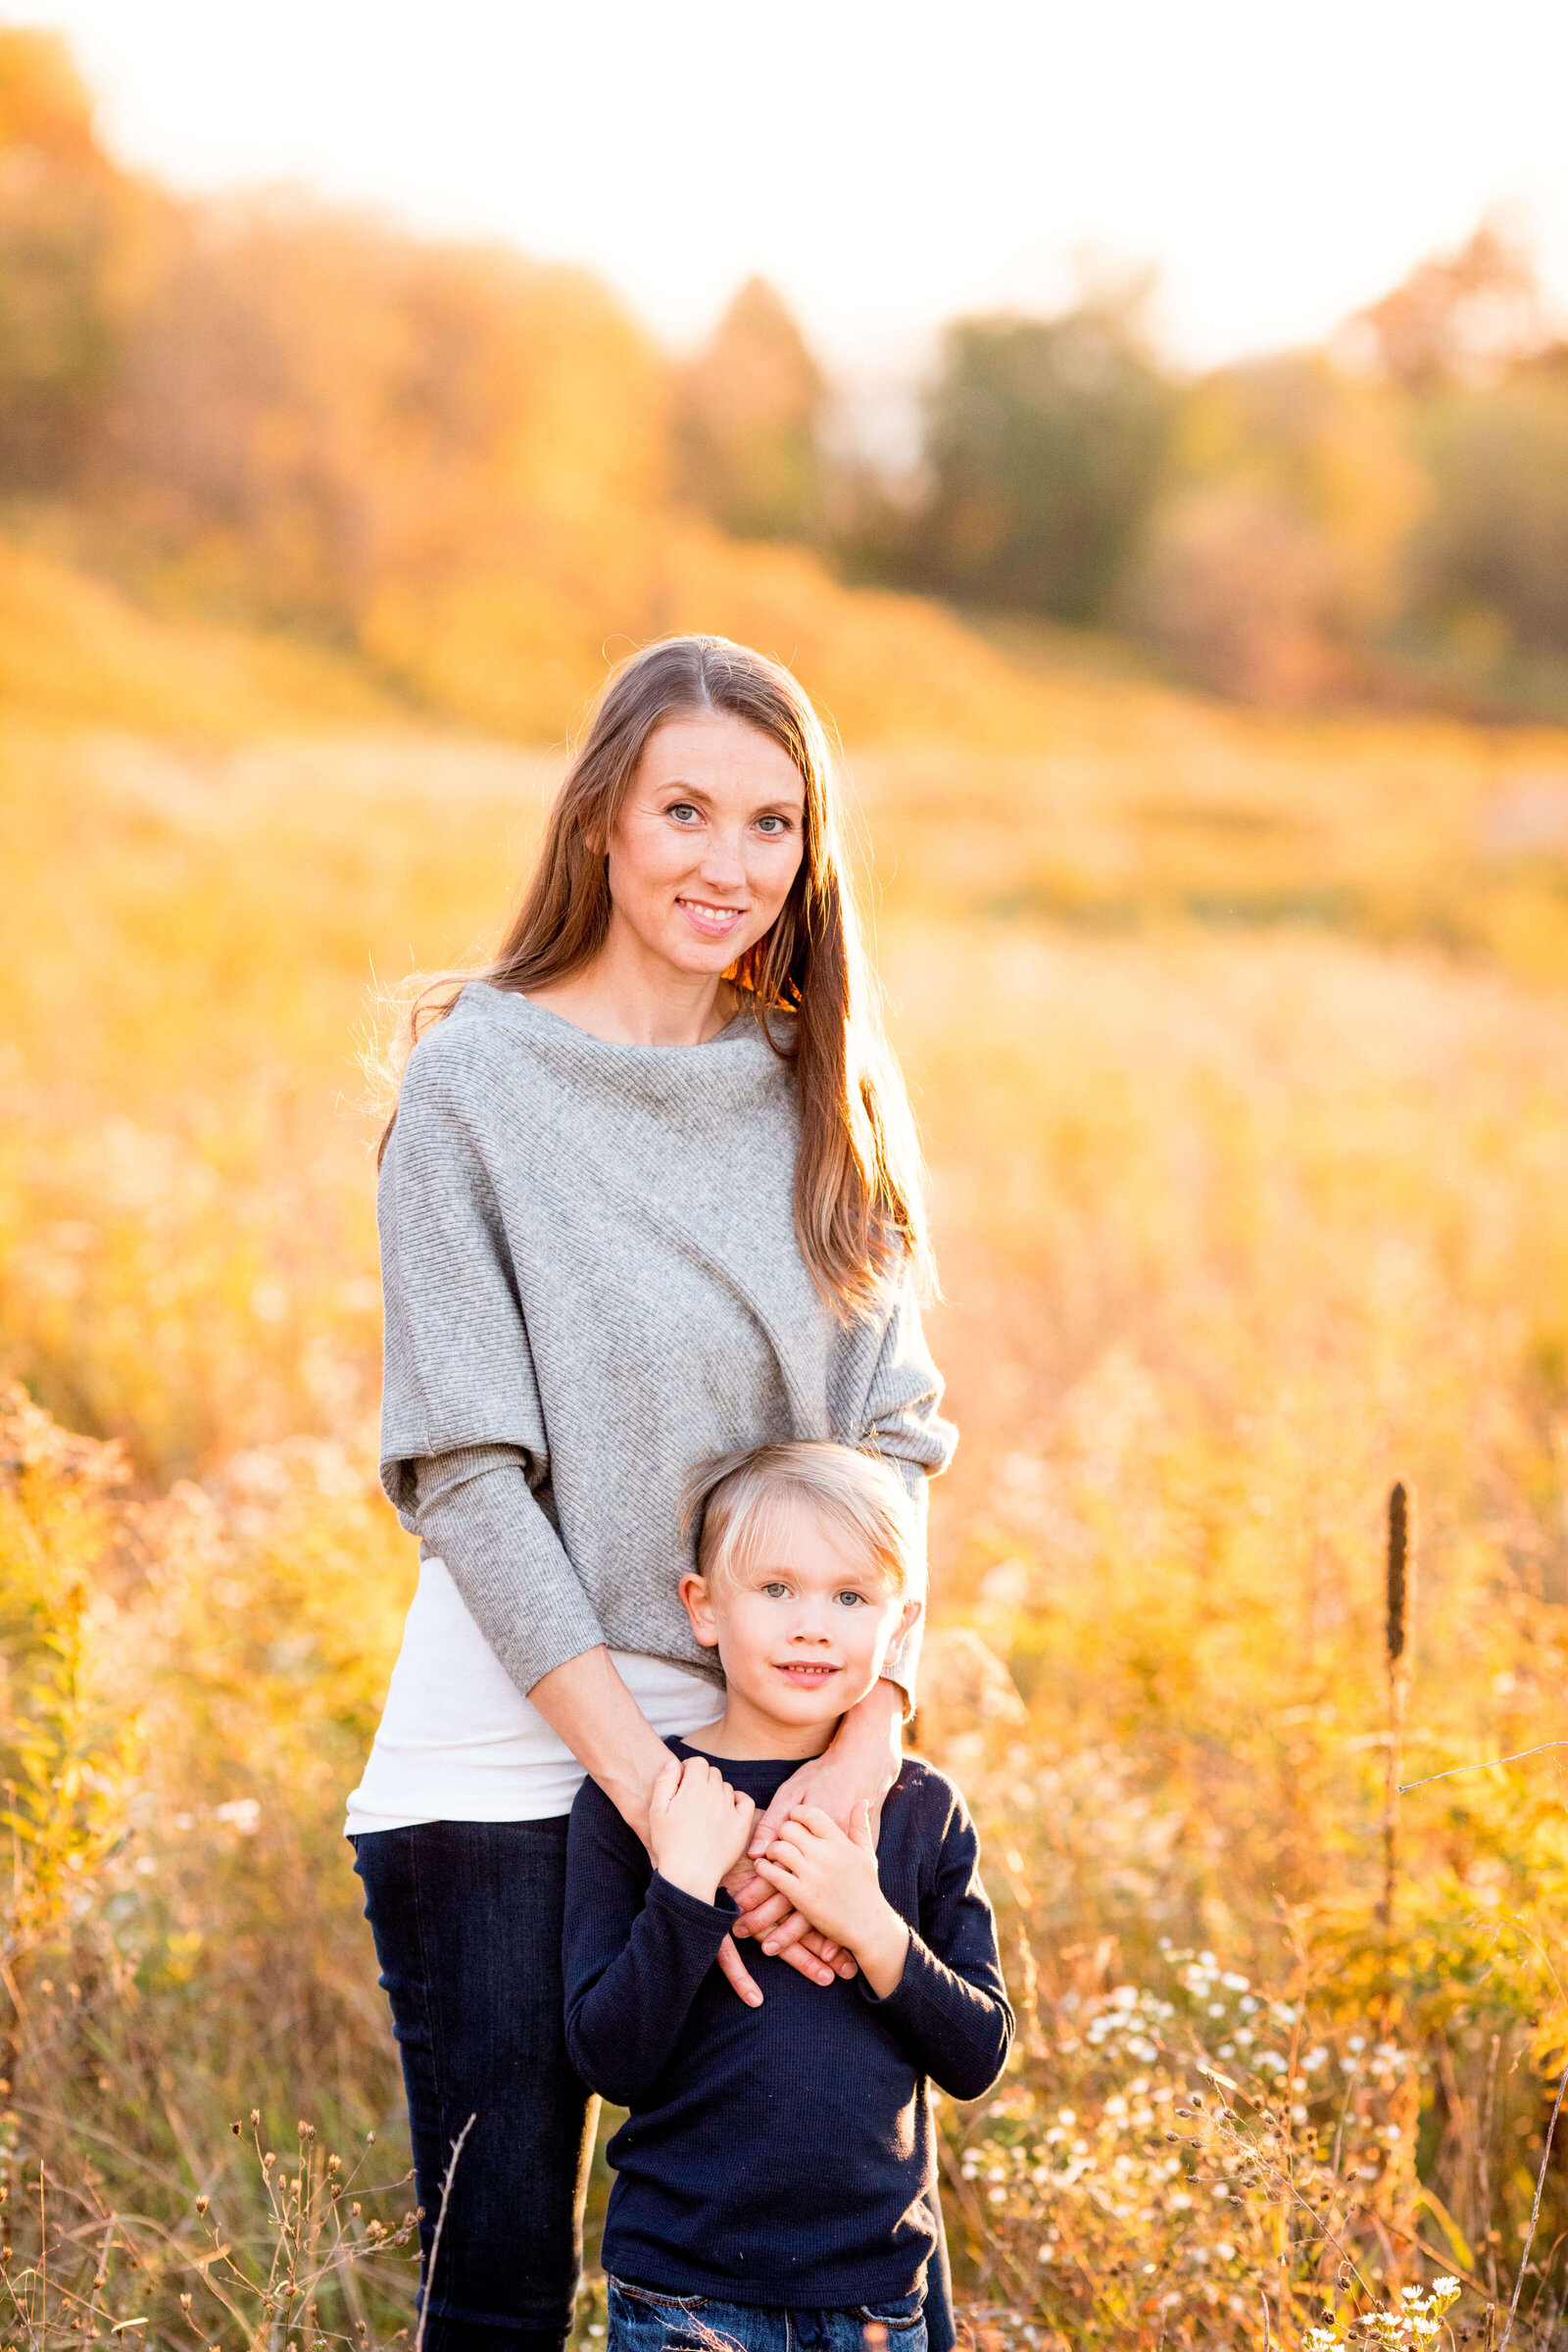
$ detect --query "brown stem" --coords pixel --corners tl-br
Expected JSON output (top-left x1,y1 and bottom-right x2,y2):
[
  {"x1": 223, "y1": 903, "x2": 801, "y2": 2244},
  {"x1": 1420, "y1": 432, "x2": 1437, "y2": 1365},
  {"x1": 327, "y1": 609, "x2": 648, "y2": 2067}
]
[{"x1": 1378, "y1": 1483, "x2": 1416, "y2": 2034}]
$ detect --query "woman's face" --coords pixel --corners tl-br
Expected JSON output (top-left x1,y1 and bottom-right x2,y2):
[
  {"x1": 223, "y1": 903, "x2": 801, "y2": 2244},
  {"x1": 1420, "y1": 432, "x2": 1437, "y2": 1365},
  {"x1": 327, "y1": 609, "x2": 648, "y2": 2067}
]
[{"x1": 603, "y1": 713, "x2": 808, "y2": 981}]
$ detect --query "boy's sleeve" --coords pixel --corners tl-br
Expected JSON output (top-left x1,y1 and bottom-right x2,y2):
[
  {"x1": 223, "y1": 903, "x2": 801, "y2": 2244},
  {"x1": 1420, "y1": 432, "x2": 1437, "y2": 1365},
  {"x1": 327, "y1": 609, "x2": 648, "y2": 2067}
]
[
  {"x1": 564, "y1": 1777, "x2": 736, "y2": 2107},
  {"x1": 859, "y1": 1780, "x2": 1013, "y2": 2102}
]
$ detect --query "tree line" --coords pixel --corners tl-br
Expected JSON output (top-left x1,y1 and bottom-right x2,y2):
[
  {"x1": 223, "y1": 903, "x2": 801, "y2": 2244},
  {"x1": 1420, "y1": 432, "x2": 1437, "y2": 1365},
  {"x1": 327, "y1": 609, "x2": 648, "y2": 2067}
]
[
  {"x1": 4, "y1": 27, "x2": 1567, "y2": 716},
  {"x1": 685, "y1": 230, "x2": 1568, "y2": 714}
]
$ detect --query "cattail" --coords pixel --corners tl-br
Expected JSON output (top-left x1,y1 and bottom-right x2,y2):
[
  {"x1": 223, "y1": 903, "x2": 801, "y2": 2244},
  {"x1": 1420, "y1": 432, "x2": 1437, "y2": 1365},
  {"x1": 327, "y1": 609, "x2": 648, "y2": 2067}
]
[
  {"x1": 1386, "y1": 1481, "x2": 1414, "y2": 1672},
  {"x1": 1378, "y1": 1481, "x2": 1417, "y2": 1956}
]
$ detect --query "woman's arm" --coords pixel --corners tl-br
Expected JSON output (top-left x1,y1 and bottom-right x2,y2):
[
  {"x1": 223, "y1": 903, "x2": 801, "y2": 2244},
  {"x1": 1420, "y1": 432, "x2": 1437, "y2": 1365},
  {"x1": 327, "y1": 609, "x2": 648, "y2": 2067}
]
[
  {"x1": 381, "y1": 1047, "x2": 611, "y2": 1695},
  {"x1": 730, "y1": 1266, "x2": 956, "y2": 1954},
  {"x1": 853, "y1": 1268, "x2": 956, "y2": 1716},
  {"x1": 747, "y1": 1677, "x2": 906, "y2": 1863},
  {"x1": 528, "y1": 1645, "x2": 690, "y2": 1849}
]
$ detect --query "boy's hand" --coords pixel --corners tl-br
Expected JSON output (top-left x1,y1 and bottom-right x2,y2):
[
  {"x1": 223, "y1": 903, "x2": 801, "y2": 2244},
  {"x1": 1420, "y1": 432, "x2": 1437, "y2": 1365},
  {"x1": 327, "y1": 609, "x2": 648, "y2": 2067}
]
[
  {"x1": 753, "y1": 1802, "x2": 911, "y2": 1999},
  {"x1": 649, "y1": 1755, "x2": 757, "y2": 1907}
]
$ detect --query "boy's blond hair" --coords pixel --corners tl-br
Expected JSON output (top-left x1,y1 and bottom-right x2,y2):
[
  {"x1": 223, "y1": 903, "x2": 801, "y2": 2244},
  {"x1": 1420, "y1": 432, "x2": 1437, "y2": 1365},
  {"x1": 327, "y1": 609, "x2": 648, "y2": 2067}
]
[{"x1": 680, "y1": 1441, "x2": 914, "y2": 1595}]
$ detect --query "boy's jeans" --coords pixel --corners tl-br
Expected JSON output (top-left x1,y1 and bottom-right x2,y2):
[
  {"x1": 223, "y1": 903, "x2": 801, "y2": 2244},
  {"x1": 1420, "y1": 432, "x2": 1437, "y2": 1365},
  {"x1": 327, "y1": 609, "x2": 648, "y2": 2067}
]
[{"x1": 607, "y1": 2277, "x2": 927, "y2": 2352}]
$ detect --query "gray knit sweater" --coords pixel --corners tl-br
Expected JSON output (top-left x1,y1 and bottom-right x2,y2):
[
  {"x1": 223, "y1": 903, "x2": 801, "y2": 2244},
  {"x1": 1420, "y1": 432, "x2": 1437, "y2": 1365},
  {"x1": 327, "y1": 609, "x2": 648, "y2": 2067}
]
[{"x1": 377, "y1": 982, "x2": 956, "y2": 1701}]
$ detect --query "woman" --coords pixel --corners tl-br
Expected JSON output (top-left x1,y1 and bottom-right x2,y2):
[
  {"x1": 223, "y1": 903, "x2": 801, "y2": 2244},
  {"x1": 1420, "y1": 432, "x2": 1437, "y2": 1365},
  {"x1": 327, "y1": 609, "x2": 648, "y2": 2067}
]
[{"x1": 348, "y1": 636, "x2": 957, "y2": 2352}]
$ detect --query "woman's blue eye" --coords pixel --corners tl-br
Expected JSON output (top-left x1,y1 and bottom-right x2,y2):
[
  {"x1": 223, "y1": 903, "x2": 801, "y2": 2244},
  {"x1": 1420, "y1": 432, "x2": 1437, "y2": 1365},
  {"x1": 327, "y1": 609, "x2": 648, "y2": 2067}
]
[
  {"x1": 668, "y1": 803, "x2": 700, "y2": 823},
  {"x1": 756, "y1": 814, "x2": 788, "y2": 835}
]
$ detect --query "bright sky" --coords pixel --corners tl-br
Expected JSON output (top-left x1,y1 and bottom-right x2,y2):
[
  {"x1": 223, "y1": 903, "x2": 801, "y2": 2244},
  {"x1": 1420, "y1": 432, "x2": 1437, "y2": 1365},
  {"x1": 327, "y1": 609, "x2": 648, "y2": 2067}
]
[{"x1": 13, "y1": 0, "x2": 1568, "y2": 381}]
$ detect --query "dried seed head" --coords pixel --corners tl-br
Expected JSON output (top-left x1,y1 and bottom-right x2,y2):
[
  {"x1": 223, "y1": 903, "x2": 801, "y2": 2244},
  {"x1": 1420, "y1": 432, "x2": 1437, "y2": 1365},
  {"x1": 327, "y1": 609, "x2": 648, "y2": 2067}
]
[
  {"x1": 263, "y1": 2153, "x2": 275, "y2": 2171},
  {"x1": 1387, "y1": 1482, "x2": 1416, "y2": 1669},
  {"x1": 195, "y1": 2196, "x2": 209, "y2": 2216},
  {"x1": 229, "y1": 2123, "x2": 241, "y2": 2137},
  {"x1": 250, "y1": 2110, "x2": 260, "y2": 2127},
  {"x1": 180, "y1": 2295, "x2": 191, "y2": 2313},
  {"x1": 327, "y1": 2155, "x2": 341, "y2": 2174}
]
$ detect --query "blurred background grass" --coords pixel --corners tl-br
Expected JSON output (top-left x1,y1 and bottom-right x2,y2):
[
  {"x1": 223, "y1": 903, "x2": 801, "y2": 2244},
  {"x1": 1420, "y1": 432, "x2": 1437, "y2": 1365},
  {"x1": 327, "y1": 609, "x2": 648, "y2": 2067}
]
[{"x1": 4, "y1": 23, "x2": 1568, "y2": 2351}]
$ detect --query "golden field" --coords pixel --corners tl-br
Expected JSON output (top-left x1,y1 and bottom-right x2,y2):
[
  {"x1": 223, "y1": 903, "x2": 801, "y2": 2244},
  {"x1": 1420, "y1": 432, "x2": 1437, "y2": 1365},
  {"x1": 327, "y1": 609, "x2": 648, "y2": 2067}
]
[{"x1": 4, "y1": 538, "x2": 1568, "y2": 2350}]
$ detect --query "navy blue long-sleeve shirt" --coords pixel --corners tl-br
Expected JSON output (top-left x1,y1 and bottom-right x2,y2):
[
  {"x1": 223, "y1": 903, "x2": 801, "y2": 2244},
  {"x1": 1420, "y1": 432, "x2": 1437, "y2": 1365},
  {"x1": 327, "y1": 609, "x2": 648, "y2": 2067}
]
[{"x1": 564, "y1": 1740, "x2": 1012, "y2": 2310}]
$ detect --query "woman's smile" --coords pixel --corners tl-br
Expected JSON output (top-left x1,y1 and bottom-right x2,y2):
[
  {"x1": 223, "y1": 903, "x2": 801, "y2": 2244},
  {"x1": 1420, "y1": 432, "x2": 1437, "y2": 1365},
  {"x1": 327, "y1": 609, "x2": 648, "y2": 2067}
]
[{"x1": 676, "y1": 895, "x2": 748, "y2": 940}]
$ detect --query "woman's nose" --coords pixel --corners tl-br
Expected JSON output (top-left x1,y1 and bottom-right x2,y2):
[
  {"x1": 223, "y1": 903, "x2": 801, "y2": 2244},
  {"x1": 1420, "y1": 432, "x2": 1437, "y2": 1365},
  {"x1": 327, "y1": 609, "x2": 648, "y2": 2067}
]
[{"x1": 698, "y1": 831, "x2": 747, "y2": 888}]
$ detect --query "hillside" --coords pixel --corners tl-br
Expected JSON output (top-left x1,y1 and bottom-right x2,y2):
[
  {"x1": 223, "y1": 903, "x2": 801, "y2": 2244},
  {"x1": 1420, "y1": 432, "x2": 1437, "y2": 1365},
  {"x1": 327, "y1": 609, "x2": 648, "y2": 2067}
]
[{"x1": 3, "y1": 521, "x2": 1568, "y2": 2345}]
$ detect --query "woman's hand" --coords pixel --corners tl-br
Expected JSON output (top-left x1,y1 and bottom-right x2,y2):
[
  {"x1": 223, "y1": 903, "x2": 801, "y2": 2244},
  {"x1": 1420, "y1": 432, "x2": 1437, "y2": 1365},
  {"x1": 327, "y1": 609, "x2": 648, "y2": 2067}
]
[
  {"x1": 748, "y1": 1674, "x2": 904, "y2": 1859},
  {"x1": 754, "y1": 1803, "x2": 910, "y2": 1999},
  {"x1": 726, "y1": 1677, "x2": 905, "y2": 1974},
  {"x1": 648, "y1": 1755, "x2": 756, "y2": 1905},
  {"x1": 719, "y1": 1862, "x2": 851, "y2": 1986}
]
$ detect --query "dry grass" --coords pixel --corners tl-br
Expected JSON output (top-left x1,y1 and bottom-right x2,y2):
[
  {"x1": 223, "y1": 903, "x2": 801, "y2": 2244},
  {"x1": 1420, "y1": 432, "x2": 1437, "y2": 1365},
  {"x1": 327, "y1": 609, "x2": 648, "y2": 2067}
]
[{"x1": 3, "y1": 616, "x2": 1568, "y2": 2344}]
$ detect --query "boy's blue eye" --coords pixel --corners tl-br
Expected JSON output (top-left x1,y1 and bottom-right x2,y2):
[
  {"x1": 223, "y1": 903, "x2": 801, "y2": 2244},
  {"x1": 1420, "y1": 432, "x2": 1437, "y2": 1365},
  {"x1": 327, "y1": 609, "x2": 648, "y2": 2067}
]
[
  {"x1": 762, "y1": 1581, "x2": 790, "y2": 1598},
  {"x1": 835, "y1": 1591, "x2": 867, "y2": 1607}
]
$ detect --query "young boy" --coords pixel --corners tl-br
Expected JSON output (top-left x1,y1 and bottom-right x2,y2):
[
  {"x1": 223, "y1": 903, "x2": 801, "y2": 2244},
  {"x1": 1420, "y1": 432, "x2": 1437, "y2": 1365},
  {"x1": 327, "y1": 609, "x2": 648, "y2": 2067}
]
[{"x1": 564, "y1": 1441, "x2": 1013, "y2": 2352}]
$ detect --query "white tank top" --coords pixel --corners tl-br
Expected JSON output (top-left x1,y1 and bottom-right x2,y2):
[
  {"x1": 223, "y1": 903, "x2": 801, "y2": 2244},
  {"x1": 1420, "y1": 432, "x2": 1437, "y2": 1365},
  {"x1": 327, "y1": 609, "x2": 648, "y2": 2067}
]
[{"x1": 344, "y1": 1557, "x2": 723, "y2": 1834}]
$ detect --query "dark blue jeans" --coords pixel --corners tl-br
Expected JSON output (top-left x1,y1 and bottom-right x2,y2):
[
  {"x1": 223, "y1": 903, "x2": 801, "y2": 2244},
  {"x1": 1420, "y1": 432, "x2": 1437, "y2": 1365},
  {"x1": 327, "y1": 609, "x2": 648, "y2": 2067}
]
[
  {"x1": 354, "y1": 1820, "x2": 597, "y2": 2352},
  {"x1": 353, "y1": 1822, "x2": 955, "y2": 2352},
  {"x1": 607, "y1": 2278, "x2": 927, "y2": 2352}
]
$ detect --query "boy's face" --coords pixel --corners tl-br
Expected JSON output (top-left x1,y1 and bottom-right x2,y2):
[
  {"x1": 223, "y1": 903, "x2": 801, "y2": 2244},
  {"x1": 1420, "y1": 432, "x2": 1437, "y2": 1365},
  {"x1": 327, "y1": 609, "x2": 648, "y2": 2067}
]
[{"x1": 680, "y1": 1496, "x2": 917, "y2": 1732}]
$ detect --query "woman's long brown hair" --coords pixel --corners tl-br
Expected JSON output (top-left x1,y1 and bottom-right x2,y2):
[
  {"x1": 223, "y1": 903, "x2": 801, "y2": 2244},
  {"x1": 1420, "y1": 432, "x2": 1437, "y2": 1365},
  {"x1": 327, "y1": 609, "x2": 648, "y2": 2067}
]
[{"x1": 378, "y1": 635, "x2": 932, "y2": 1317}]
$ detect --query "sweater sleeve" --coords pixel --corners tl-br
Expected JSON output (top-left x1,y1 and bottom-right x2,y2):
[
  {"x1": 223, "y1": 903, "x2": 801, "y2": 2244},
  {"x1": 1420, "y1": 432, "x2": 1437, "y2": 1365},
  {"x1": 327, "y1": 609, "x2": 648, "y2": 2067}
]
[
  {"x1": 412, "y1": 1447, "x2": 607, "y2": 1695},
  {"x1": 564, "y1": 1780, "x2": 735, "y2": 2106},
  {"x1": 858, "y1": 1269, "x2": 956, "y2": 1708},
  {"x1": 378, "y1": 1031, "x2": 609, "y2": 1693},
  {"x1": 860, "y1": 1782, "x2": 1013, "y2": 2102}
]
